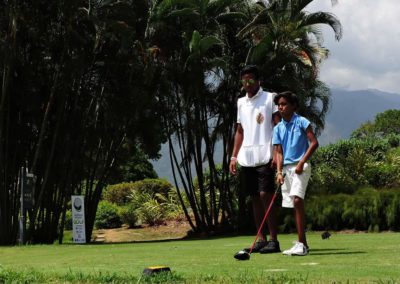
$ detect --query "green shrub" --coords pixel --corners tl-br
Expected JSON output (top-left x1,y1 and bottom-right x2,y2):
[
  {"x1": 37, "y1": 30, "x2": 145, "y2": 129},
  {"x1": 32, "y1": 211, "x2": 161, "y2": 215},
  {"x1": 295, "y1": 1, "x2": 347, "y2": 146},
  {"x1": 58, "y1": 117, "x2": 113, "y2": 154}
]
[
  {"x1": 278, "y1": 210, "x2": 296, "y2": 233},
  {"x1": 158, "y1": 190, "x2": 185, "y2": 219},
  {"x1": 303, "y1": 188, "x2": 400, "y2": 231},
  {"x1": 120, "y1": 179, "x2": 182, "y2": 226},
  {"x1": 95, "y1": 201, "x2": 122, "y2": 229},
  {"x1": 306, "y1": 194, "x2": 348, "y2": 231},
  {"x1": 103, "y1": 182, "x2": 135, "y2": 206},
  {"x1": 312, "y1": 138, "x2": 388, "y2": 167},
  {"x1": 118, "y1": 204, "x2": 139, "y2": 228},
  {"x1": 131, "y1": 178, "x2": 174, "y2": 198},
  {"x1": 129, "y1": 191, "x2": 166, "y2": 226},
  {"x1": 309, "y1": 164, "x2": 358, "y2": 194},
  {"x1": 387, "y1": 134, "x2": 400, "y2": 148},
  {"x1": 364, "y1": 164, "x2": 399, "y2": 188},
  {"x1": 386, "y1": 190, "x2": 400, "y2": 230},
  {"x1": 342, "y1": 188, "x2": 379, "y2": 230},
  {"x1": 104, "y1": 179, "x2": 175, "y2": 207}
]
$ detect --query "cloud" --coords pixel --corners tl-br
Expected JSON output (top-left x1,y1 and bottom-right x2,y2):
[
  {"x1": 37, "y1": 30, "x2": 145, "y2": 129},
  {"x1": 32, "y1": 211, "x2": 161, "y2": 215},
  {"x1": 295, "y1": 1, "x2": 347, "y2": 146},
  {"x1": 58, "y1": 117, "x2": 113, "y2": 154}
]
[
  {"x1": 319, "y1": 59, "x2": 400, "y2": 93},
  {"x1": 306, "y1": 0, "x2": 400, "y2": 93}
]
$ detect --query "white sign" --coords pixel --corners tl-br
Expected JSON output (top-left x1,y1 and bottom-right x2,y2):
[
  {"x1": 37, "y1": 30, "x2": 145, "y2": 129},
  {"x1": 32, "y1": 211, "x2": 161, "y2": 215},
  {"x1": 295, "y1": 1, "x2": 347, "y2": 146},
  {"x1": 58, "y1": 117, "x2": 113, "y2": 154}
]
[{"x1": 71, "y1": 195, "x2": 86, "y2": 244}]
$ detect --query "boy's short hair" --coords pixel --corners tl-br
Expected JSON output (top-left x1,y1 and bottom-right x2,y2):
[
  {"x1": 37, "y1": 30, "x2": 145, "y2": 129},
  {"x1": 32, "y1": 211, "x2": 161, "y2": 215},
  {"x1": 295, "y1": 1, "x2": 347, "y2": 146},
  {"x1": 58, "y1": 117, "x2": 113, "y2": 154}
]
[
  {"x1": 274, "y1": 91, "x2": 299, "y2": 107},
  {"x1": 240, "y1": 65, "x2": 260, "y2": 79}
]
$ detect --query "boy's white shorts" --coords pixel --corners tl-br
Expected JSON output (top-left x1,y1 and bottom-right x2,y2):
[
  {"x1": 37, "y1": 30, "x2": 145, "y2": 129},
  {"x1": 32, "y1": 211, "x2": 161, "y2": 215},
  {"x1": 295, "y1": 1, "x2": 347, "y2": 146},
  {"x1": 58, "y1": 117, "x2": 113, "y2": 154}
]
[{"x1": 281, "y1": 163, "x2": 311, "y2": 208}]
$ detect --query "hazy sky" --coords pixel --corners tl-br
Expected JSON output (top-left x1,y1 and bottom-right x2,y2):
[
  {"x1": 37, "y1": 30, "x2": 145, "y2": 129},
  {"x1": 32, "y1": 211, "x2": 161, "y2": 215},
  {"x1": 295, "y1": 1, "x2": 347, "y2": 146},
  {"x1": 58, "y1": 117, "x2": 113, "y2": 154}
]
[{"x1": 306, "y1": 0, "x2": 400, "y2": 94}]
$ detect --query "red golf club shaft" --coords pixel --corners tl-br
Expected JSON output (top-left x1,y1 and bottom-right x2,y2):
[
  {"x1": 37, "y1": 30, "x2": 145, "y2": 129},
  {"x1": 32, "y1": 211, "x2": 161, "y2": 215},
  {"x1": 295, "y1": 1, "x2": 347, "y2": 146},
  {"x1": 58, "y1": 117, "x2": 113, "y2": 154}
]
[
  {"x1": 248, "y1": 178, "x2": 284, "y2": 254},
  {"x1": 248, "y1": 191, "x2": 278, "y2": 254}
]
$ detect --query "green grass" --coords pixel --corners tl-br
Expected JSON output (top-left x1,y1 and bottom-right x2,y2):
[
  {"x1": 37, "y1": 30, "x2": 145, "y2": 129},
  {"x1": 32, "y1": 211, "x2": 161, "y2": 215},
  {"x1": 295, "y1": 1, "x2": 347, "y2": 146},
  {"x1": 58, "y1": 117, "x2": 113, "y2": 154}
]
[{"x1": 1, "y1": 232, "x2": 400, "y2": 283}]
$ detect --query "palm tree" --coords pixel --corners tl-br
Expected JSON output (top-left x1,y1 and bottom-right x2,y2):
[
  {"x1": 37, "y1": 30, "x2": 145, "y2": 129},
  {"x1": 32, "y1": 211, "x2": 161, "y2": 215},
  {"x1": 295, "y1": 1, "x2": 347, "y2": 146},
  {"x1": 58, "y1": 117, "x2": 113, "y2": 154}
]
[
  {"x1": 147, "y1": 0, "x2": 251, "y2": 233},
  {"x1": 237, "y1": 0, "x2": 342, "y2": 134}
]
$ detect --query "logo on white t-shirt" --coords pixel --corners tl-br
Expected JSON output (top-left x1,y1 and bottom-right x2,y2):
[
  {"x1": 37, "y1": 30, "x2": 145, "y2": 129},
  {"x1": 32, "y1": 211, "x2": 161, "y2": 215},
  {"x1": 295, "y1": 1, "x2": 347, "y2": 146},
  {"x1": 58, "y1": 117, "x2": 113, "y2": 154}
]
[{"x1": 256, "y1": 113, "x2": 264, "y2": 124}]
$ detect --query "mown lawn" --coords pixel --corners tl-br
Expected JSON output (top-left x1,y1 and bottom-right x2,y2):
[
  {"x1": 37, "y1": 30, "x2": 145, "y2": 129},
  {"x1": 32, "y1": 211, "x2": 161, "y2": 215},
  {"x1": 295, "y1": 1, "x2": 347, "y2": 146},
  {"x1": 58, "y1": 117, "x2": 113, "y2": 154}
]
[{"x1": 0, "y1": 232, "x2": 399, "y2": 283}]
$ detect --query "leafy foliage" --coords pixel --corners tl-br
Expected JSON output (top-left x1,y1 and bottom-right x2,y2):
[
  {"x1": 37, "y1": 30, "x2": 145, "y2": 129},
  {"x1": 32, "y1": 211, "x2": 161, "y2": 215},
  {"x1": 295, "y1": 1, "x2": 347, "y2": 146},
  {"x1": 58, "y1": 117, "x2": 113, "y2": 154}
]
[
  {"x1": 103, "y1": 183, "x2": 136, "y2": 206},
  {"x1": 309, "y1": 134, "x2": 400, "y2": 194},
  {"x1": 118, "y1": 204, "x2": 139, "y2": 228},
  {"x1": 130, "y1": 178, "x2": 174, "y2": 198},
  {"x1": 352, "y1": 109, "x2": 400, "y2": 138},
  {"x1": 102, "y1": 178, "x2": 182, "y2": 226},
  {"x1": 64, "y1": 210, "x2": 73, "y2": 231},
  {"x1": 127, "y1": 186, "x2": 184, "y2": 226},
  {"x1": 110, "y1": 146, "x2": 158, "y2": 184},
  {"x1": 95, "y1": 201, "x2": 122, "y2": 229},
  {"x1": 129, "y1": 191, "x2": 166, "y2": 226},
  {"x1": 364, "y1": 164, "x2": 400, "y2": 189},
  {"x1": 304, "y1": 188, "x2": 400, "y2": 231}
]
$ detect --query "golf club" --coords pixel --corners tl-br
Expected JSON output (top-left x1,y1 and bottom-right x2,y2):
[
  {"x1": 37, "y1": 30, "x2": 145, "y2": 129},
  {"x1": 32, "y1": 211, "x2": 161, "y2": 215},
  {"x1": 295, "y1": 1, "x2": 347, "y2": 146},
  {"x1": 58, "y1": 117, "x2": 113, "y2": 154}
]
[{"x1": 234, "y1": 174, "x2": 285, "y2": 261}]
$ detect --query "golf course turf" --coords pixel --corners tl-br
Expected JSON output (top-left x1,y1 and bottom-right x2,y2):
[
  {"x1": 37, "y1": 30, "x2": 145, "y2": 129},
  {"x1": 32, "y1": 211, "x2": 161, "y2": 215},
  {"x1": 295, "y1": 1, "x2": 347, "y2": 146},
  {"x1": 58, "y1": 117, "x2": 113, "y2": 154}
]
[{"x1": 0, "y1": 232, "x2": 399, "y2": 283}]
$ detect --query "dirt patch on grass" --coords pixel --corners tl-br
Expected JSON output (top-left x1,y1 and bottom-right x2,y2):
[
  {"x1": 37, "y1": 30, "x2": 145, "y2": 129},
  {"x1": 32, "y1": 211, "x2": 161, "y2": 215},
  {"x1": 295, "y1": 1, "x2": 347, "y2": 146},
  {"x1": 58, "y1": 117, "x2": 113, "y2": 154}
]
[
  {"x1": 92, "y1": 222, "x2": 390, "y2": 243},
  {"x1": 92, "y1": 219, "x2": 192, "y2": 243}
]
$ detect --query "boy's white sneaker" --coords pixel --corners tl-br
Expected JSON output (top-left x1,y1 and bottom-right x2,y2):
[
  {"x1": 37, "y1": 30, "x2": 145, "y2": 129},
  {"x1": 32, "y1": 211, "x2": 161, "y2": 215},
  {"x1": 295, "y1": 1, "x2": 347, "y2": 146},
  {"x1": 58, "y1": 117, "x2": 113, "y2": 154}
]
[{"x1": 282, "y1": 242, "x2": 309, "y2": 256}]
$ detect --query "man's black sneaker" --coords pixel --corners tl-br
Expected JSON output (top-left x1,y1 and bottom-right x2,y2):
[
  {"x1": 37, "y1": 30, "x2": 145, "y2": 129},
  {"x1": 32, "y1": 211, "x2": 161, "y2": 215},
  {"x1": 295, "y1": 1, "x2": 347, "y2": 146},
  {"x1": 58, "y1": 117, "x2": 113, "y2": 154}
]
[
  {"x1": 259, "y1": 239, "x2": 281, "y2": 253},
  {"x1": 243, "y1": 240, "x2": 267, "y2": 253}
]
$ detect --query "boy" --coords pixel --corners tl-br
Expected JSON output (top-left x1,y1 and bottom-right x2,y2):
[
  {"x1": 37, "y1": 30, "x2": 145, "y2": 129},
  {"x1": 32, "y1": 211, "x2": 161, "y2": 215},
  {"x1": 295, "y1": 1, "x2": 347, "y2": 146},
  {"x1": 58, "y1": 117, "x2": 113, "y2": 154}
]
[
  {"x1": 230, "y1": 65, "x2": 281, "y2": 253},
  {"x1": 273, "y1": 91, "x2": 319, "y2": 256}
]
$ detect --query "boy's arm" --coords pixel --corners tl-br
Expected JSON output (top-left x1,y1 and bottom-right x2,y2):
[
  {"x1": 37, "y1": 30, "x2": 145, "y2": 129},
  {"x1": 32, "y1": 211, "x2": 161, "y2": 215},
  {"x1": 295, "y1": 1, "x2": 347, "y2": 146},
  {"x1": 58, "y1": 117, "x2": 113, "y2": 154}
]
[
  {"x1": 295, "y1": 125, "x2": 319, "y2": 174},
  {"x1": 271, "y1": 112, "x2": 281, "y2": 168},
  {"x1": 229, "y1": 123, "x2": 243, "y2": 175},
  {"x1": 274, "y1": 144, "x2": 284, "y2": 184}
]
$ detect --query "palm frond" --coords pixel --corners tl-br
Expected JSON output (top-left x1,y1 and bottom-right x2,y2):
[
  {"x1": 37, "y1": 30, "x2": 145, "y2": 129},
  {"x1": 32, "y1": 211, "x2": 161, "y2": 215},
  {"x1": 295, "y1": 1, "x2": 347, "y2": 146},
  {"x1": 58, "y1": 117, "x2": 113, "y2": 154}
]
[
  {"x1": 300, "y1": 12, "x2": 342, "y2": 41},
  {"x1": 290, "y1": 0, "x2": 314, "y2": 19},
  {"x1": 169, "y1": 7, "x2": 200, "y2": 18},
  {"x1": 206, "y1": 0, "x2": 234, "y2": 15},
  {"x1": 236, "y1": 8, "x2": 273, "y2": 38},
  {"x1": 156, "y1": 0, "x2": 196, "y2": 18},
  {"x1": 189, "y1": 30, "x2": 201, "y2": 52},
  {"x1": 199, "y1": 35, "x2": 224, "y2": 54},
  {"x1": 248, "y1": 34, "x2": 274, "y2": 62},
  {"x1": 215, "y1": 12, "x2": 247, "y2": 23}
]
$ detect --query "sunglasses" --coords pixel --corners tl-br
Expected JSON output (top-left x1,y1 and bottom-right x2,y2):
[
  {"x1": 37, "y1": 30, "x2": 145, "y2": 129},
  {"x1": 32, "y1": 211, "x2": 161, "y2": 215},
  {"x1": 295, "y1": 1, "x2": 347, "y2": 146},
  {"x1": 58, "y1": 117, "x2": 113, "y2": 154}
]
[{"x1": 241, "y1": 79, "x2": 256, "y2": 85}]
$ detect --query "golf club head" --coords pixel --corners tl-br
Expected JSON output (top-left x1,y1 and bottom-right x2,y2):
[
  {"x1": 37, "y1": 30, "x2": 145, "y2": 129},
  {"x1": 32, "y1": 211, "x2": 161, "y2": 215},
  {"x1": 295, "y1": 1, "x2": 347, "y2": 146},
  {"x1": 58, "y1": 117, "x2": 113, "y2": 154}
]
[{"x1": 234, "y1": 250, "x2": 250, "y2": 261}]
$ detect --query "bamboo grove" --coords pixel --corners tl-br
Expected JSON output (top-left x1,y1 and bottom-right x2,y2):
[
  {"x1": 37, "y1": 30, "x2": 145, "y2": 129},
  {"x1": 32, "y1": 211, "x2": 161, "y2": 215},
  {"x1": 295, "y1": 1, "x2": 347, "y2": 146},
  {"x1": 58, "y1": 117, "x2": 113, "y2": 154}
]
[{"x1": 0, "y1": 0, "x2": 342, "y2": 245}]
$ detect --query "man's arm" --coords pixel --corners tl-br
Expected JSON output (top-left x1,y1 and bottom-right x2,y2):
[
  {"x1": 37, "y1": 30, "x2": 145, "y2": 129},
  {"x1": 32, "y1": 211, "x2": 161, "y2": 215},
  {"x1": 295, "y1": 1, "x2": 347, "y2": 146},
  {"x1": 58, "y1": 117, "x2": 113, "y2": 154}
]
[
  {"x1": 229, "y1": 123, "x2": 243, "y2": 175},
  {"x1": 295, "y1": 125, "x2": 319, "y2": 174}
]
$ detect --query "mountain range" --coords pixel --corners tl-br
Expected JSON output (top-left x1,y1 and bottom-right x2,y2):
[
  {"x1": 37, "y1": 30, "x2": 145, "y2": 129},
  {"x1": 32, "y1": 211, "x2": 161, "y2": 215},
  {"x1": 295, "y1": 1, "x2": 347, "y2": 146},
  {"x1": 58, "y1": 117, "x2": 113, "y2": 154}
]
[
  {"x1": 318, "y1": 88, "x2": 400, "y2": 145},
  {"x1": 151, "y1": 88, "x2": 400, "y2": 183}
]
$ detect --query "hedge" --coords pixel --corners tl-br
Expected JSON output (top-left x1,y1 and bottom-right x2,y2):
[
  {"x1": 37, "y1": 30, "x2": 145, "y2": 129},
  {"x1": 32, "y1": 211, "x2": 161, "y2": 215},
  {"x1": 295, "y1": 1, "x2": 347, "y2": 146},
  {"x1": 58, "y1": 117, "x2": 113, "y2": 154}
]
[{"x1": 303, "y1": 187, "x2": 400, "y2": 232}]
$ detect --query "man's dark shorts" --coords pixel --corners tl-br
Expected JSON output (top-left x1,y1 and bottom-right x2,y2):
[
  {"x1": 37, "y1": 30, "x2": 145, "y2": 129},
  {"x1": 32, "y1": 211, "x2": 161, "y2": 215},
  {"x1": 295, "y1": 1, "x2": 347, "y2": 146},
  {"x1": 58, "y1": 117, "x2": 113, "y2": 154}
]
[{"x1": 240, "y1": 161, "x2": 275, "y2": 196}]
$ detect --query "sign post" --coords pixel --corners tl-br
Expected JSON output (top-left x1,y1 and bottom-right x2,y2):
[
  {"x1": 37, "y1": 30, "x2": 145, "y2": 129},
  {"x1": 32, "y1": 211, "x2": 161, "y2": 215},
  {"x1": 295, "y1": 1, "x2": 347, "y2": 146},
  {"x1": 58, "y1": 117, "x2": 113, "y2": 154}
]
[
  {"x1": 71, "y1": 195, "x2": 86, "y2": 244},
  {"x1": 19, "y1": 167, "x2": 25, "y2": 245}
]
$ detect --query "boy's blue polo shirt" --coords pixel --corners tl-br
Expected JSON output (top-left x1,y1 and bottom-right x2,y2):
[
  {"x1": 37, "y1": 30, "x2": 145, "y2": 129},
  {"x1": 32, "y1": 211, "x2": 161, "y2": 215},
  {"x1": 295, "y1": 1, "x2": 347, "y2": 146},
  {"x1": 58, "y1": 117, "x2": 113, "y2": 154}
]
[{"x1": 273, "y1": 113, "x2": 310, "y2": 165}]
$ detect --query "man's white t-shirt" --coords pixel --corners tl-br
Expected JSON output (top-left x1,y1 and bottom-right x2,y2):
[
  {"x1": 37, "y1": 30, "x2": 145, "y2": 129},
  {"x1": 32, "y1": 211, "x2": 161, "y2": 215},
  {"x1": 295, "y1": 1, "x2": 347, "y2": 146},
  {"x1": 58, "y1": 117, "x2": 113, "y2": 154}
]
[{"x1": 237, "y1": 87, "x2": 277, "y2": 167}]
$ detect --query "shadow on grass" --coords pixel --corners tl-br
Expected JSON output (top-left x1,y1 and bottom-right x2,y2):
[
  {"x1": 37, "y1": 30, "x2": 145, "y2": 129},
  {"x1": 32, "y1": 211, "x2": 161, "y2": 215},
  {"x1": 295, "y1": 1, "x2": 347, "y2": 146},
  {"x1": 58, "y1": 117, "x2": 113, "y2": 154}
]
[
  {"x1": 81, "y1": 233, "x2": 242, "y2": 246},
  {"x1": 310, "y1": 250, "x2": 366, "y2": 256},
  {"x1": 309, "y1": 248, "x2": 346, "y2": 252}
]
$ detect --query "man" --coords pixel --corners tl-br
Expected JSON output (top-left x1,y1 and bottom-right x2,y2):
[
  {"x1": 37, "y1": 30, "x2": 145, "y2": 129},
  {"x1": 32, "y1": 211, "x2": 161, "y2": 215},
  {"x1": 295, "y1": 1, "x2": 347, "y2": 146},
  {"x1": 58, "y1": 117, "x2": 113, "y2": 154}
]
[{"x1": 229, "y1": 65, "x2": 281, "y2": 253}]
